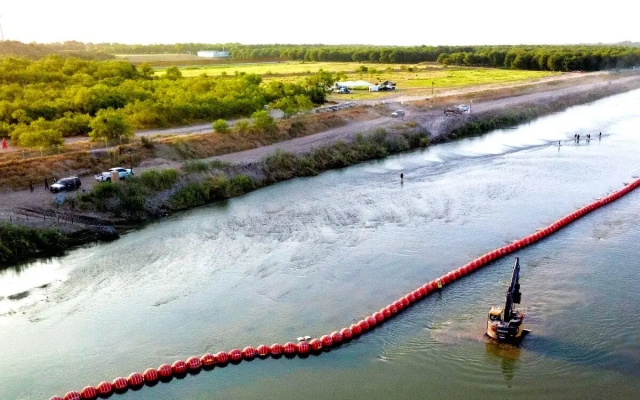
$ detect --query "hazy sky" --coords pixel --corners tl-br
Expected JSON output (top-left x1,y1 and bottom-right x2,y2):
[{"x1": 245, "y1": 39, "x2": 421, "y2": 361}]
[{"x1": 1, "y1": 0, "x2": 638, "y2": 46}]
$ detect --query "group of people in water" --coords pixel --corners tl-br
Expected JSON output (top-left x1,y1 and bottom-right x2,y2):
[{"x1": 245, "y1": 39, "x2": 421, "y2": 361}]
[
  {"x1": 559, "y1": 131, "x2": 602, "y2": 146},
  {"x1": 573, "y1": 131, "x2": 601, "y2": 142}
]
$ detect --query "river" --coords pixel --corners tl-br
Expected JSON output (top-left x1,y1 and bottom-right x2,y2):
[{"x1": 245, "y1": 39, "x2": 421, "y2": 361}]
[{"x1": 1, "y1": 89, "x2": 640, "y2": 399}]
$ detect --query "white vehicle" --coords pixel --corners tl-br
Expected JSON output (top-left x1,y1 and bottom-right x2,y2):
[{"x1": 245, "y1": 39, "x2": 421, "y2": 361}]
[
  {"x1": 369, "y1": 85, "x2": 379, "y2": 92},
  {"x1": 457, "y1": 104, "x2": 470, "y2": 112},
  {"x1": 95, "y1": 167, "x2": 134, "y2": 182},
  {"x1": 391, "y1": 110, "x2": 405, "y2": 118}
]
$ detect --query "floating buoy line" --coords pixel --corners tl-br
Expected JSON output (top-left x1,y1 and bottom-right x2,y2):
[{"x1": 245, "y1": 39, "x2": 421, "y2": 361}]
[{"x1": 50, "y1": 178, "x2": 640, "y2": 400}]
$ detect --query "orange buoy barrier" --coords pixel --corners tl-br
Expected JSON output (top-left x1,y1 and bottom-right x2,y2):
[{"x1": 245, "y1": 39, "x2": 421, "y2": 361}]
[
  {"x1": 283, "y1": 342, "x2": 297, "y2": 355},
  {"x1": 96, "y1": 381, "x2": 112, "y2": 396},
  {"x1": 309, "y1": 338, "x2": 322, "y2": 351},
  {"x1": 269, "y1": 344, "x2": 283, "y2": 356},
  {"x1": 127, "y1": 373, "x2": 143, "y2": 387},
  {"x1": 143, "y1": 368, "x2": 158, "y2": 382},
  {"x1": 172, "y1": 360, "x2": 187, "y2": 374},
  {"x1": 112, "y1": 377, "x2": 127, "y2": 391},
  {"x1": 51, "y1": 178, "x2": 640, "y2": 399},
  {"x1": 242, "y1": 347, "x2": 256, "y2": 360},
  {"x1": 64, "y1": 391, "x2": 81, "y2": 400},
  {"x1": 187, "y1": 356, "x2": 202, "y2": 369},
  {"x1": 297, "y1": 341, "x2": 310, "y2": 354},
  {"x1": 80, "y1": 386, "x2": 96, "y2": 399},
  {"x1": 331, "y1": 331, "x2": 343, "y2": 344},
  {"x1": 228, "y1": 349, "x2": 242, "y2": 362},
  {"x1": 340, "y1": 327, "x2": 353, "y2": 340},
  {"x1": 256, "y1": 345, "x2": 269, "y2": 358},
  {"x1": 201, "y1": 353, "x2": 216, "y2": 366}
]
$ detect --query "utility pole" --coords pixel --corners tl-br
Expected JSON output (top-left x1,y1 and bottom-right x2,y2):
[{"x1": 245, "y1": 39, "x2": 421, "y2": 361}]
[{"x1": 0, "y1": 15, "x2": 5, "y2": 41}]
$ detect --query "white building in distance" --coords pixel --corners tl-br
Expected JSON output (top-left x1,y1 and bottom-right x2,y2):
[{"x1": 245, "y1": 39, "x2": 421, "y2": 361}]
[{"x1": 197, "y1": 50, "x2": 230, "y2": 58}]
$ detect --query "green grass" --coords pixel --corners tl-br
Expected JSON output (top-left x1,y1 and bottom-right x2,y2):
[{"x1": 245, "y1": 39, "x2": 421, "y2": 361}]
[{"x1": 156, "y1": 61, "x2": 557, "y2": 101}]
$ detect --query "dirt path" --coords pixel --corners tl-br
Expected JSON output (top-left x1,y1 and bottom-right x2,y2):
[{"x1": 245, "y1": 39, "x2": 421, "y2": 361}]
[{"x1": 206, "y1": 74, "x2": 640, "y2": 164}]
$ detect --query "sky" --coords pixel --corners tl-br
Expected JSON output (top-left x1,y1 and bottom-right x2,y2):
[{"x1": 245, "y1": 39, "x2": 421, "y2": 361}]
[{"x1": 1, "y1": 0, "x2": 638, "y2": 46}]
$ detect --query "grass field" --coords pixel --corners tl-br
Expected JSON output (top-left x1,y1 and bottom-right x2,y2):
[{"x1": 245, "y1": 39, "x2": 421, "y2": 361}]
[{"x1": 155, "y1": 62, "x2": 557, "y2": 100}]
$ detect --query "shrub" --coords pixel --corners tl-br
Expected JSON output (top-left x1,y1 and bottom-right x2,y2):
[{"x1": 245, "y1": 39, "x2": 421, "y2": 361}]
[
  {"x1": 139, "y1": 169, "x2": 178, "y2": 191},
  {"x1": 170, "y1": 182, "x2": 209, "y2": 208},
  {"x1": 251, "y1": 110, "x2": 277, "y2": 134},
  {"x1": 233, "y1": 118, "x2": 251, "y2": 134},
  {"x1": 182, "y1": 160, "x2": 209, "y2": 173},
  {"x1": 262, "y1": 149, "x2": 296, "y2": 182},
  {"x1": 213, "y1": 119, "x2": 229, "y2": 133},
  {"x1": 0, "y1": 223, "x2": 68, "y2": 266}
]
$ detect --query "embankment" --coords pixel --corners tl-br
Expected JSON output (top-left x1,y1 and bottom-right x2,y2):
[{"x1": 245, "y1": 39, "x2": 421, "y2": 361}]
[{"x1": 3, "y1": 73, "x2": 640, "y2": 267}]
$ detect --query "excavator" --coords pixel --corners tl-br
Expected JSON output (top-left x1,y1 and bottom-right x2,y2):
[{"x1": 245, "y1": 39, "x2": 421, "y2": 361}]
[{"x1": 487, "y1": 257, "x2": 527, "y2": 342}]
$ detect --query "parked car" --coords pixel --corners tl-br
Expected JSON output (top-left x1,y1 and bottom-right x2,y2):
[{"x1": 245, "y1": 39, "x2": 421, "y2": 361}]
[
  {"x1": 391, "y1": 110, "x2": 405, "y2": 118},
  {"x1": 457, "y1": 104, "x2": 470, "y2": 112},
  {"x1": 95, "y1": 167, "x2": 134, "y2": 182},
  {"x1": 50, "y1": 177, "x2": 81, "y2": 193},
  {"x1": 337, "y1": 87, "x2": 351, "y2": 94}
]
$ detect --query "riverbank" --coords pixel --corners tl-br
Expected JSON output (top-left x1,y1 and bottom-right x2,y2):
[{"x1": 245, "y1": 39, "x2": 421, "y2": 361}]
[{"x1": 2, "y1": 72, "x2": 640, "y2": 267}]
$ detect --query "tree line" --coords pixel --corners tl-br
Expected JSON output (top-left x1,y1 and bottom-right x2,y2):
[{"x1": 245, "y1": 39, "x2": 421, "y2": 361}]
[
  {"x1": 84, "y1": 43, "x2": 640, "y2": 70},
  {"x1": 0, "y1": 56, "x2": 331, "y2": 148},
  {"x1": 3, "y1": 41, "x2": 639, "y2": 72}
]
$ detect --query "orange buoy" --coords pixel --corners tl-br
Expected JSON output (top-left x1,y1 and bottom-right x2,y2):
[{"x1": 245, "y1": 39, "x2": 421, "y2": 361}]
[
  {"x1": 80, "y1": 386, "x2": 96, "y2": 400},
  {"x1": 406, "y1": 293, "x2": 416, "y2": 303},
  {"x1": 350, "y1": 323, "x2": 362, "y2": 335},
  {"x1": 331, "y1": 330, "x2": 343, "y2": 344},
  {"x1": 440, "y1": 274, "x2": 449, "y2": 285},
  {"x1": 413, "y1": 289, "x2": 422, "y2": 300},
  {"x1": 456, "y1": 268, "x2": 465, "y2": 278},
  {"x1": 215, "y1": 351, "x2": 229, "y2": 364},
  {"x1": 229, "y1": 349, "x2": 242, "y2": 362},
  {"x1": 419, "y1": 285, "x2": 428, "y2": 296},
  {"x1": 297, "y1": 341, "x2": 310, "y2": 354},
  {"x1": 64, "y1": 391, "x2": 81, "y2": 400},
  {"x1": 186, "y1": 356, "x2": 202, "y2": 370},
  {"x1": 96, "y1": 381, "x2": 112, "y2": 396},
  {"x1": 242, "y1": 346, "x2": 257, "y2": 360},
  {"x1": 143, "y1": 367, "x2": 159, "y2": 382},
  {"x1": 394, "y1": 299, "x2": 404, "y2": 311},
  {"x1": 50, "y1": 397, "x2": 63, "y2": 400},
  {"x1": 446, "y1": 271, "x2": 457, "y2": 282},
  {"x1": 172, "y1": 360, "x2": 187, "y2": 374},
  {"x1": 381, "y1": 307, "x2": 392, "y2": 318},
  {"x1": 256, "y1": 345, "x2": 270, "y2": 357},
  {"x1": 366, "y1": 315, "x2": 377, "y2": 327},
  {"x1": 310, "y1": 338, "x2": 323, "y2": 351},
  {"x1": 340, "y1": 327, "x2": 353, "y2": 340},
  {"x1": 400, "y1": 296, "x2": 411, "y2": 307},
  {"x1": 283, "y1": 342, "x2": 297, "y2": 354},
  {"x1": 201, "y1": 353, "x2": 216, "y2": 366},
  {"x1": 321, "y1": 335, "x2": 333, "y2": 347},
  {"x1": 373, "y1": 311, "x2": 385, "y2": 323},
  {"x1": 127, "y1": 372, "x2": 144, "y2": 387},
  {"x1": 270, "y1": 343, "x2": 283, "y2": 356},
  {"x1": 157, "y1": 364, "x2": 172, "y2": 378},
  {"x1": 112, "y1": 377, "x2": 127, "y2": 391},
  {"x1": 358, "y1": 319, "x2": 370, "y2": 331}
]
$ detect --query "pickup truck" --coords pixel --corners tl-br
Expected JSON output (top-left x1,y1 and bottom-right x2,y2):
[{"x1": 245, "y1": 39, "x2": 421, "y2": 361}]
[{"x1": 95, "y1": 167, "x2": 134, "y2": 182}]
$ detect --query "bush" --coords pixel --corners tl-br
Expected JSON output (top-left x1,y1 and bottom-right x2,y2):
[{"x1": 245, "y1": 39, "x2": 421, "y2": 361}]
[
  {"x1": 139, "y1": 169, "x2": 178, "y2": 191},
  {"x1": 0, "y1": 223, "x2": 68, "y2": 266},
  {"x1": 182, "y1": 160, "x2": 209, "y2": 173},
  {"x1": 234, "y1": 118, "x2": 251, "y2": 134},
  {"x1": 251, "y1": 110, "x2": 277, "y2": 134},
  {"x1": 170, "y1": 182, "x2": 209, "y2": 208},
  {"x1": 263, "y1": 149, "x2": 297, "y2": 182},
  {"x1": 213, "y1": 119, "x2": 229, "y2": 133}
]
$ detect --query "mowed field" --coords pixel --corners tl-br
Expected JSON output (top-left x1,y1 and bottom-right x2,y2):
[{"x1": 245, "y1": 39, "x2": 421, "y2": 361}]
[{"x1": 154, "y1": 61, "x2": 558, "y2": 100}]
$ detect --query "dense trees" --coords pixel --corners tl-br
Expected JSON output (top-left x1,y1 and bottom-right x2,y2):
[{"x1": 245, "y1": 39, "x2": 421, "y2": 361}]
[
  {"x1": 85, "y1": 43, "x2": 640, "y2": 71},
  {"x1": 0, "y1": 56, "x2": 329, "y2": 148}
]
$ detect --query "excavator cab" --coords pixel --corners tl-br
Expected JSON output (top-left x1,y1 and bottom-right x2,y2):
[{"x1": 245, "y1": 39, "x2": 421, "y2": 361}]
[{"x1": 487, "y1": 258, "x2": 526, "y2": 342}]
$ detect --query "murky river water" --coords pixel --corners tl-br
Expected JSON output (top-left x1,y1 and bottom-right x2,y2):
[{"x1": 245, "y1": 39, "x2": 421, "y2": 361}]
[{"x1": 2, "y1": 90, "x2": 640, "y2": 400}]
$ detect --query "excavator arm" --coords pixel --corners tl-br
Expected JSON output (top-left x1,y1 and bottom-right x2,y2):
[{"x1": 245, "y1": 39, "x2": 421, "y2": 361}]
[{"x1": 502, "y1": 257, "x2": 521, "y2": 320}]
